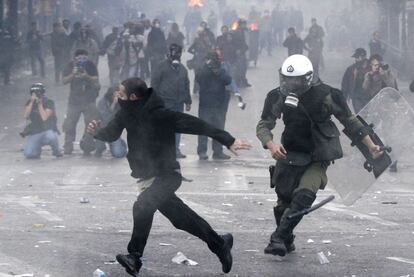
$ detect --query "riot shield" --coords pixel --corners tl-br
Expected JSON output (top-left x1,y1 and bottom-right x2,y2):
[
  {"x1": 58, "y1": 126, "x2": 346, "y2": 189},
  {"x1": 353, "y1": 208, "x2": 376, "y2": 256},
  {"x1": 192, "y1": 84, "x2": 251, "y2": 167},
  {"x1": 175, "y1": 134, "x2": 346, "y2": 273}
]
[{"x1": 328, "y1": 87, "x2": 414, "y2": 206}]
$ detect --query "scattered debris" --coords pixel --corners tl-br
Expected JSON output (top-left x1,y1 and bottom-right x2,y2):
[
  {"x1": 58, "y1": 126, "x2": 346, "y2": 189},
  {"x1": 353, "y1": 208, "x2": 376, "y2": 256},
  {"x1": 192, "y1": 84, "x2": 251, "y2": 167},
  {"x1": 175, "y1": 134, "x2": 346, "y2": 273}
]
[
  {"x1": 345, "y1": 244, "x2": 351, "y2": 247},
  {"x1": 248, "y1": 181, "x2": 254, "y2": 184},
  {"x1": 104, "y1": 260, "x2": 118, "y2": 265},
  {"x1": 322, "y1": 240, "x2": 332, "y2": 244},
  {"x1": 93, "y1": 268, "x2": 105, "y2": 277},
  {"x1": 222, "y1": 203, "x2": 233, "y2": 207},
  {"x1": 80, "y1": 197, "x2": 90, "y2": 204},
  {"x1": 53, "y1": 225, "x2": 66, "y2": 229},
  {"x1": 368, "y1": 212, "x2": 379, "y2": 216},
  {"x1": 224, "y1": 181, "x2": 232, "y2": 184},
  {"x1": 244, "y1": 249, "x2": 259, "y2": 252},
  {"x1": 327, "y1": 251, "x2": 332, "y2": 256},
  {"x1": 33, "y1": 223, "x2": 44, "y2": 228},
  {"x1": 172, "y1": 252, "x2": 198, "y2": 266},
  {"x1": 307, "y1": 239, "x2": 314, "y2": 243},
  {"x1": 37, "y1": 241, "x2": 51, "y2": 244},
  {"x1": 382, "y1": 201, "x2": 398, "y2": 205},
  {"x1": 22, "y1": 170, "x2": 33, "y2": 175},
  {"x1": 257, "y1": 202, "x2": 263, "y2": 205},
  {"x1": 366, "y1": 228, "x2": 379, "y2": 232},
  {"x1": 159, "y1": 243, "x2": 173, "y2": 246},
  {"x1": 266, "y1": 199, "x2": 276, "y2": 202},
  {"x1": 317, "y1": 252, "x2": 330, "y2": 264}
]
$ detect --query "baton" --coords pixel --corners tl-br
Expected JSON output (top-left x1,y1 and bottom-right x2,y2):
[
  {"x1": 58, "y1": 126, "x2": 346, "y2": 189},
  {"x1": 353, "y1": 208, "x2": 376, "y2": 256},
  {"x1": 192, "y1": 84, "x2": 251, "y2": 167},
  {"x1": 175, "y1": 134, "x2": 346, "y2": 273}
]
[{"x1": 287, "y1": 195, "x2": 335, "y2": 220}]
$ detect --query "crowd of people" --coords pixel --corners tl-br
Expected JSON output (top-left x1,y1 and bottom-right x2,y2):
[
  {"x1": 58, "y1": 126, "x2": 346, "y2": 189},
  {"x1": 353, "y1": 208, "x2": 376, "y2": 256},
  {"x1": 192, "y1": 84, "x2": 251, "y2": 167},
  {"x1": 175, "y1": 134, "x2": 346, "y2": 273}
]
[{"x1": 3, "y1": 2, "x2": 409, "y2": 277}]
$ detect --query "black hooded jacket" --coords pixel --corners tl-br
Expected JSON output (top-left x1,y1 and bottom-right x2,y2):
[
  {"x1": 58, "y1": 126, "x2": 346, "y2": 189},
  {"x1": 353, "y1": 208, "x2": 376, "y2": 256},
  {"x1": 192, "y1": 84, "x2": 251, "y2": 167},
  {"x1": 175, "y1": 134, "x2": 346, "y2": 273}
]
[{"x1": 95, "y1": 89, "x2": 235, "y2": 179}]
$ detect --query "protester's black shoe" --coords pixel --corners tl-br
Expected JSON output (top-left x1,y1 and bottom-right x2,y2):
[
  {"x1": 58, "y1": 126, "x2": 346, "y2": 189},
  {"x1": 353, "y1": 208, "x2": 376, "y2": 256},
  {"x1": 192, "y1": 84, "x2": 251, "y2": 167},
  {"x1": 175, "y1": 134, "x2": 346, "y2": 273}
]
[
  {"x1": 212, "y1": 153, "x2": 231, "y2": 160},
  {"x1": 176, "y1": 151, "x2": 187, "y2": 159},
  {"x1": 116, "y1": 254, "x2": 142, "y2": 277},
  {"x1": 198, "y1": 153, "x2": 208, "y2": 160},
  {"x1": 216, "y1": 233, "x2": 233, "y2": 274},
  {"x1": 264, "y1": 236, "x2": 287, "y2": 257}
]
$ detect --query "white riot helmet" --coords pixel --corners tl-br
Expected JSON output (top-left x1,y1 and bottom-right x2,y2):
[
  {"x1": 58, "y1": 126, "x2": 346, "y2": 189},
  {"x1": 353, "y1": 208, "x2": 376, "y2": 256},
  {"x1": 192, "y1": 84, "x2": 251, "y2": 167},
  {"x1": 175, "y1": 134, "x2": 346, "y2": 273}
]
[{"x1": 279, "y1": 54, "x2": 314, "y2": 108}]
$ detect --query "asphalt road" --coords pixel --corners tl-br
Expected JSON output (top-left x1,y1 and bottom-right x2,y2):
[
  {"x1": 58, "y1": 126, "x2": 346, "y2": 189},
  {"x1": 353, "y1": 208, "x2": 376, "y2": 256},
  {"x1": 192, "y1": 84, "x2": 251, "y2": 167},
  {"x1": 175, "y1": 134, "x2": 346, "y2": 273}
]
[{"x1": 0, "y1": 47, "x2": 413, "y2": 277}]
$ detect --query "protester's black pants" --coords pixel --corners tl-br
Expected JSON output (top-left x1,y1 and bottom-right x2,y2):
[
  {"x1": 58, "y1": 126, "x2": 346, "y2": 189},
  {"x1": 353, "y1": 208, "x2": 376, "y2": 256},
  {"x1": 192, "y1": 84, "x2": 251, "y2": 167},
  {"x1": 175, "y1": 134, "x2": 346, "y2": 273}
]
[{"x1": 127, "y1": 172, "x2": 224, "y2": 256}]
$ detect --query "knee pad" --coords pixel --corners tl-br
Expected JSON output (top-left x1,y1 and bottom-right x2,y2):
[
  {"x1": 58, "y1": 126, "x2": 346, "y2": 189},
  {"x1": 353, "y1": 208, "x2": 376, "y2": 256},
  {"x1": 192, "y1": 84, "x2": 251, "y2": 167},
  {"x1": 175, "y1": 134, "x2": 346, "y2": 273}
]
[{"x1": 292, "y1": 189, "x2": 316, "y2": 210}]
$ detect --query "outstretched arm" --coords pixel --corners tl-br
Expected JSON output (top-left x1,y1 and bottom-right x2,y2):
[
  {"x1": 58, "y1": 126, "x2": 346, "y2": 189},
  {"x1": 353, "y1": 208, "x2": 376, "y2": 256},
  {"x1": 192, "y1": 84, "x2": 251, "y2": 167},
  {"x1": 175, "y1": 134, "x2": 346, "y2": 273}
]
[{"x1": 172, "y1": 111, "x2": 251, "y2": 155}]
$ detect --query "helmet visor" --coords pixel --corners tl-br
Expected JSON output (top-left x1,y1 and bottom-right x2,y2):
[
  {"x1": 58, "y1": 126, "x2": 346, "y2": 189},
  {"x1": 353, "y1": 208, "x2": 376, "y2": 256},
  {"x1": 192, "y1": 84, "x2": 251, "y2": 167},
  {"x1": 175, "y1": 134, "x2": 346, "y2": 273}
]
[{"x1": 279, "y1": 70, "x2": 313, "y2": 96}]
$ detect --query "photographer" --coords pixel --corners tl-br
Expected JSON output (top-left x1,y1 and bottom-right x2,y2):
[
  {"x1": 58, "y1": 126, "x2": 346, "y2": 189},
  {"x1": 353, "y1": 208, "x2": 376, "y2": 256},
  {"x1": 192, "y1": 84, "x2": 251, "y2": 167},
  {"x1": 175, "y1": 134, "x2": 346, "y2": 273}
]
[
  {"x1": 196, "y1": 51, "x2": 232, "y2": 160},
  {"x1": 62, "y1": 49, "x2": 100, "y2": 155},
  {"x1": 22, "y1": 83, "x2": 62, "y2": 159},
  {"x1": 95, "y1": 86, "x2": 127, "y2": 158},
  {"x1": 362, "y1": 54, "x2": 398, "y2": 103}
]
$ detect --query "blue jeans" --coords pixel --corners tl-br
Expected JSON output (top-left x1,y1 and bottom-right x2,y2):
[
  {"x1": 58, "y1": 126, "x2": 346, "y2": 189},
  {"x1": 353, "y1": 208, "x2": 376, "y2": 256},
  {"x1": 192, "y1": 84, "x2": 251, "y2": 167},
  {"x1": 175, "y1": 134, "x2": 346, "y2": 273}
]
[
  {"x1": 95, "y1": 138, "x2": 127, "y2": 158},
  {"x1": 24, "y1": 130, "x2": 60, "y2": 159}
]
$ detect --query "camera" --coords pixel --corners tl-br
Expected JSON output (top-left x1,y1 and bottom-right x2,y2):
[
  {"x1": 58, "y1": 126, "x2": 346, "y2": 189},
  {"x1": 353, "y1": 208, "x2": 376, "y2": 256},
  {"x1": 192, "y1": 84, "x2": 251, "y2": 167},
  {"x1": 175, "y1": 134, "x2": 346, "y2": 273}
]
[
  {"x1": 30, "y1": 83, "x2": 45, "y2": 98},
  {"x1": 380, "y1": 64, "x2": 389, "y2": 71},
  {"x1": 74, "y1": 59, "x2": 87, "y2": 77}
]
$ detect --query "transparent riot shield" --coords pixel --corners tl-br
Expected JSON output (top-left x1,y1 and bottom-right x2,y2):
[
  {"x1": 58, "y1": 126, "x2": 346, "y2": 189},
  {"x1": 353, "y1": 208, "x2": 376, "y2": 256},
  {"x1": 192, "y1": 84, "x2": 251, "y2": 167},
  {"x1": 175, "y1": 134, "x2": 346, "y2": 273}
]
[{"x1": 328, "y1": 88, "x2": 414, "y2": 206}]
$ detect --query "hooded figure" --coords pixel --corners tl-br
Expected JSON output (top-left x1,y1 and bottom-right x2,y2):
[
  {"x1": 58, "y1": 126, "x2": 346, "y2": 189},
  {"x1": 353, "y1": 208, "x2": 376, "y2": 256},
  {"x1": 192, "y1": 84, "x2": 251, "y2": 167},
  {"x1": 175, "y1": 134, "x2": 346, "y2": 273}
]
[{"x1": 88, "y1": 77, "x2": 251, "y2": 276}]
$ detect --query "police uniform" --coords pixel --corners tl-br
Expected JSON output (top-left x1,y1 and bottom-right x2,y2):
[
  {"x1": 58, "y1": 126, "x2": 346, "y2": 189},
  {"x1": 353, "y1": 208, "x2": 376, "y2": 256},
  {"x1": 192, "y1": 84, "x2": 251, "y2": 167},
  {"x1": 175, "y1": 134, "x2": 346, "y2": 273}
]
[{"x1": 256, "y1": 81, "x2": 368, "y2": 255}]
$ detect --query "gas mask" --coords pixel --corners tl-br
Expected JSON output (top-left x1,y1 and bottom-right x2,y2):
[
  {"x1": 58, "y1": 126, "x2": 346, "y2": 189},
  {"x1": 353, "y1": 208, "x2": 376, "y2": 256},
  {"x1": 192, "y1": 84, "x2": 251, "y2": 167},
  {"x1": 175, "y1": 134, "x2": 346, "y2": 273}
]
[
  {"x1": 168, "y1": 44, "x2": 183, "y2": 70},
  {"x1": 279, "y1": 70, "x2": 313, "y2": 108}
]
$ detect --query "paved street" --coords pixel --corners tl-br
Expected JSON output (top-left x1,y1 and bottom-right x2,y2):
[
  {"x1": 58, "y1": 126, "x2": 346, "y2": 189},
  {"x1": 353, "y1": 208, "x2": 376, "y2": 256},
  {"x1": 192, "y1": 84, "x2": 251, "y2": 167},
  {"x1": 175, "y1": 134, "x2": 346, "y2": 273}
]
[{"x1": 0, "y1": 48, "x2": 413, "y2": 277}]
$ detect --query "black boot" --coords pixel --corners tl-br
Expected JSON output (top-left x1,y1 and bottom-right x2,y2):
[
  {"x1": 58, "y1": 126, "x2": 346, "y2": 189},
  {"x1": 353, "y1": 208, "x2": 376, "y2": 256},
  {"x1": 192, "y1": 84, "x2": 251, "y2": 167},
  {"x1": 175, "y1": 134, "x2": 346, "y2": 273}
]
[
  {"x1": 264, "y1": 233, "x2": 287, "y2": 256},
  {"x1": 116, "y1": 253, "x2": 142, "y2": 277},
  {"x1": 215, "y1": 233, "x2": 233, "y2": 274},
  {"x1": 273, "y1": 206, "x2": 296, "y2": 253},
  {"x1": 285, "y1": 234, "x2": 296, "y2": 253},
  {"x1": 265, "y1": 189, "x2": 316, "y2": 256}
]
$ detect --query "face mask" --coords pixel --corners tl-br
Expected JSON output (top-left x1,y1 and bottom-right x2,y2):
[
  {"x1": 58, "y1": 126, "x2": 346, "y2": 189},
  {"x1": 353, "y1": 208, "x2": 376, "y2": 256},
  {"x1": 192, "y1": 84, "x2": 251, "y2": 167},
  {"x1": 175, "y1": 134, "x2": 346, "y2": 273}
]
[{"x1": 118, "y1": 98, "x2": 145, "y2": 112}]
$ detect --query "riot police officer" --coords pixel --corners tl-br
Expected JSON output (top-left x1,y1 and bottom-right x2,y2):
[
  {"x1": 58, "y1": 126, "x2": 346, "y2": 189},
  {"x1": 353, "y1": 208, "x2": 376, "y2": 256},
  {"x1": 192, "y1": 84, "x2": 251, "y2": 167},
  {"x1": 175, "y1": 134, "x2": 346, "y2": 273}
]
[{"x1": 256, "y1": 55, "x2": 382, "y2": 257}]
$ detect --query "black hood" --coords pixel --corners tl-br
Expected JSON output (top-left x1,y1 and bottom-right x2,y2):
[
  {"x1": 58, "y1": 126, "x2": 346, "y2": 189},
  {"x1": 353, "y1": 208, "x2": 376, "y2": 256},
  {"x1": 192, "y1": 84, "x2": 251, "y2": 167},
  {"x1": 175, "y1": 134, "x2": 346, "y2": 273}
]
[{"x1": 142, "y1": 88, "x2": 165, "y2": 112}]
